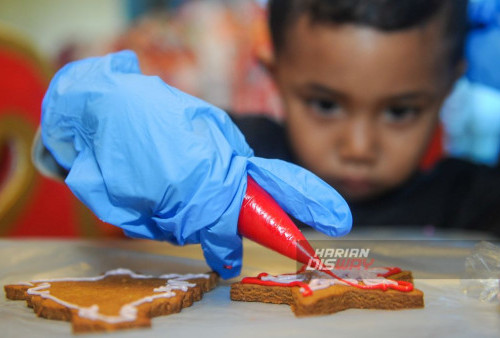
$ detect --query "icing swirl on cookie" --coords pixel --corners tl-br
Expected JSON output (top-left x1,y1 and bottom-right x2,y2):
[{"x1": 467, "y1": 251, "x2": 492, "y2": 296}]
[
  {"x1": 24, "y1": 269, "x2": 210, "y2": 324},
  {"x1": 241, "y1": 267, "x2": 413, "y2": 296},
  {"x1": 241, "y1": 273, "x2": 314, "y2": 296}
]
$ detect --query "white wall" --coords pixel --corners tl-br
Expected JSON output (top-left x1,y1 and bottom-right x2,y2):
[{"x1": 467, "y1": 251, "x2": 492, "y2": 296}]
[{"x1": 0, "y1": 0, "x2": 127, "y2": 59}]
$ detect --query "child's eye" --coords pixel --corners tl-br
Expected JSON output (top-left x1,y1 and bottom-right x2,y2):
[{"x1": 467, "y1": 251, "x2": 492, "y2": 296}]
[
  {"x1": 383, "y1": 106, "x2": 421, "y2": 124},
  {"x1": 306, "y1": 98, "x2": 341, "y2": 117}
]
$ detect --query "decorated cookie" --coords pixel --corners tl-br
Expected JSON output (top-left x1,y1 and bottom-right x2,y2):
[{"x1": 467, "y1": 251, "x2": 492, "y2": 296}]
[
  {"x1": 230, "y1": 267, "x2": 423, "y2": 316},
  {"x1": 4, "y1": 268, "x2": 218, "y2": 333}
]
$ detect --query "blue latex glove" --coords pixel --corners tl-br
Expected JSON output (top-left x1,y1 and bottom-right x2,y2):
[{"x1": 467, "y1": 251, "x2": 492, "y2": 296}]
[{"x1": 41, "y1": 50, "x2": 352, "y2": 278}]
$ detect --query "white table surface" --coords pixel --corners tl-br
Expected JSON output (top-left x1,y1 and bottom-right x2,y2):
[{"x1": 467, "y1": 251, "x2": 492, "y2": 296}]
[{"x1": 1, "y1": 227, "x2": 499, "y2": 337}]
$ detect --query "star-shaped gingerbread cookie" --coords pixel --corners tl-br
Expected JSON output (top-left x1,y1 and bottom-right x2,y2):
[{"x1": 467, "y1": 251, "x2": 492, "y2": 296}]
[{"x1": 231, "y1": 267, "x2": 423, "y2": 316}]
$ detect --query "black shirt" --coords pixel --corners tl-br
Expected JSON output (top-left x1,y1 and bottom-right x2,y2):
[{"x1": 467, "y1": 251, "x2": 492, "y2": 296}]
[{"x1": 232, "y1": 114, "x2": 500, "y2": 237}]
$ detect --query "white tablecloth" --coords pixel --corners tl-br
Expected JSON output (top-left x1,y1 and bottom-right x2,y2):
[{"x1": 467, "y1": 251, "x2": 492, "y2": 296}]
[{"x1": 1, "y1": 228, "x2": 499, "y2": 337}]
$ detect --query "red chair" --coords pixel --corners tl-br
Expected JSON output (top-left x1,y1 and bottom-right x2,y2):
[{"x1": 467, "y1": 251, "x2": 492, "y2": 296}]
[{"x1": 0, "y1": 24, "x2": 122, "y2": 237}]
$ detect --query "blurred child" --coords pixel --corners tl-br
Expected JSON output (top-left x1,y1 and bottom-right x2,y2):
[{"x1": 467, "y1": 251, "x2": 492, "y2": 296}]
[{"x1": 233, "y1": 0, "x2": 500, "y2": 236}]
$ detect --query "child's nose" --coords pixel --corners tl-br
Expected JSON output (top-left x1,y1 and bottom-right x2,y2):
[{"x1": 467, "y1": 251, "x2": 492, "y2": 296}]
[{"x1": 338, "y1": 118, "x2": 377, "y2": 163}]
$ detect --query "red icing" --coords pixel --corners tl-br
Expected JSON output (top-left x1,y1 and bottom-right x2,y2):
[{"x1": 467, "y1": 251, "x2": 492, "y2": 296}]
[
  {"x1": 241, "y1": 267, "x2": 413, "y2": 297},
  {"x1": 241, "y1": 273, "x2": 313, "y2": 296},
  {"x1": 320, "y1": 269, "x2": 413, "y2": 292},
  {"x1": 378, "y1": 267, "x2": 402, "y2": 277}
]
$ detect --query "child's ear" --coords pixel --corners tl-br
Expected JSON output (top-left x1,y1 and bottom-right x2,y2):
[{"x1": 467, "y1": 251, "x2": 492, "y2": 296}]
[
  {"x1": 257, "y1": 47, "x2": 277, "y2": 80},
  {"x1": 444, "y1": 59, "x2": 467, "y2": 95},
  {"x1": 454, "y1": 59, "x2": 467, "y2": 82}
]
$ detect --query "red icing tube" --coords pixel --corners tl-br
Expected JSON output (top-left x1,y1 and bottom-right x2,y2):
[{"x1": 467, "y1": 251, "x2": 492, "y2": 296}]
[
  {"x1": 237, "y1": 177, "x2": 413, "y2": 293},
  {"x1": 238, "y1": 175, "x2": 325, "y2": 268}
]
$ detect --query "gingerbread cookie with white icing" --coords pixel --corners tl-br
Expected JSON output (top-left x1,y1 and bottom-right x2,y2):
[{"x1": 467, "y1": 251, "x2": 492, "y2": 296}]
[
  {"x1": 4, "y1": 268, "x2": 218, "y2": 333},
  {"x1": 230, "y1": 267, "x2": 423, "y2": 316}
]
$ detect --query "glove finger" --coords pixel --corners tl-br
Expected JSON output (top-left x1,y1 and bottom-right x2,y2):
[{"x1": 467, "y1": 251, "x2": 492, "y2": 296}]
[
  {"x1": 199, "y1": 199, "x2": 244, "y2": 279},
  {"x1": 41, "y1": 50, "x2": 141, "y2": 169},
  {"x1": 247, "y1": 157, "x2": 352, "y2": 237}
]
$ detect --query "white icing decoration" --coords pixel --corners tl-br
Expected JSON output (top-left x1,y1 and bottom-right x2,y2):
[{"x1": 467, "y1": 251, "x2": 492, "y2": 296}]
[
  {"x1": 30, "y1": 268, "x2": 157, "y2": 283},
  {"x1": 260, "y1": 274, "x2": 306, "y2": 284},
  {"x1": 300, "y1": 267, "x2": 398, "y2": 294},
  {"x1": 153, "y1": 279, "x2": 196, "y2": 293},
  {"x1": 159, "y1": 273, "x2": 210, "y2": 280},
  {"x1": 23, "y1": 269, "x2": 209, "y2": 324}
]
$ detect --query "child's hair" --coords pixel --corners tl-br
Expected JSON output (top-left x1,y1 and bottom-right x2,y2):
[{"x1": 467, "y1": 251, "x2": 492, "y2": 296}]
[{"x1": 268, "y1": 0, "x2": 468, "y2": 65}]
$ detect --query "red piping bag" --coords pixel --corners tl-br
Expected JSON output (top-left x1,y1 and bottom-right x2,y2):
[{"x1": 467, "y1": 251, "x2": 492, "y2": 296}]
[
  {"x1": 237, "y1": 177, "x2": 414, "y2": 291},
  {"x1": 238, "y1": 175, "x2": 326, "y2": 270}
]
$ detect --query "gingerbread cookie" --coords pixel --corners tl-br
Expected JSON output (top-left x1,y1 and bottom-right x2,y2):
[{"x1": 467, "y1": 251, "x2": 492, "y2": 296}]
[
  {"x1": 231, "y1": 267, "x2": 423, "y2": 316},
  {"x1": 4, "y1": 268, "x2": 218, "y2": 333}
]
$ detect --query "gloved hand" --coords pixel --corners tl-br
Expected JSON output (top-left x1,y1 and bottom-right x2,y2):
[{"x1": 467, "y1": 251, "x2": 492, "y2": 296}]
[{"x1": 41, "y1": 50, "x2": 352, "y2": 278}]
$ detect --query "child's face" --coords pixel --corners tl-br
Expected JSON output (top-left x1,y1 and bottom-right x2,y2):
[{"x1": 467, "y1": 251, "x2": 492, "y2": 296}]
[{"x1": 271, "y1": 14, "x2": 459, "y2": 202}]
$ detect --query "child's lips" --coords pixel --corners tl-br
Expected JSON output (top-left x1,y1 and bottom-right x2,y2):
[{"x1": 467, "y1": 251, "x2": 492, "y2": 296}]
[{"x1": 338, "y1": 177, "x2": 375, "y2": 195}]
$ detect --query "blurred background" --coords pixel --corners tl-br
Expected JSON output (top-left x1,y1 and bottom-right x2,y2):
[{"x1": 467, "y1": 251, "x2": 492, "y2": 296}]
[{"x1": 0, "y1": 0, "x2": 499, "y2": 237}]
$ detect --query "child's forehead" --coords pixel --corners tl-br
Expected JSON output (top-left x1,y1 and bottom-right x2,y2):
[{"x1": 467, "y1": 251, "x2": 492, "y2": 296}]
[
  {"x1": 276, "y1": 15, "x2": 456, "y2": 101},
  {"x1": 280, "y1": 12, "x2": 453, "y2": 72}
]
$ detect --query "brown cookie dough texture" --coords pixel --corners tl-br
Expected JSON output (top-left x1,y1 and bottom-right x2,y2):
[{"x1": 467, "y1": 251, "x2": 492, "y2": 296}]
[
  {"x1": 4, "y1": 269, "x2": 218, "y2": 333},
  {"x1": 231, "y1": 270, "x2": 424, "y2": 316}
]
